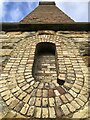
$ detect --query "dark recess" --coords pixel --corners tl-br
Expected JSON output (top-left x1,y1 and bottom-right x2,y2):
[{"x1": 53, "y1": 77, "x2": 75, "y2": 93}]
[
  {"x1": 1, "y1": 23, "x2": 89, "y2": 32},
  {"x1": 57, "y1": 78, "x2": 65, "y2": 85}
]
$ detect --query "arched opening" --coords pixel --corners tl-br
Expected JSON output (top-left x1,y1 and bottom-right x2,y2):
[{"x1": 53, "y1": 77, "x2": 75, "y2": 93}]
[{"x1": 32, "y1": 42, "x2": 58, "y2": 82}]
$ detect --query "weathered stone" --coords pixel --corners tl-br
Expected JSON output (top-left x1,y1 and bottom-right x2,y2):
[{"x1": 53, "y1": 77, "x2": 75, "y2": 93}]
[
  {"x1": 14, "y1": 102, "x2": 24, "y2": 112},
  {"x1": 33, "y1": 81, "x2": 40, "y2": 88},
  {"x1": 55, "y1": 97, "x2": 62, "y2": 106},
  {"x1": 71, "y1": 100, "x2": 80, "y2": 110},
  {"x1": 64, "y1": 82, "x2": 72, "y2": 89},
  {"x1": 30, "y1": 81, "x2": 35, "y2": 86},
  {"x1": 65, "y1": 93, "x2": 73, "y2": 102},
  {"x1": 74, "y1": 84, "x2": 82, "y2": 90},
  {"x1": 66, "y1": 103, "x2": 76, "y2": 112},
  {"x1": 61, "y1": 104, "x2": 70, "y2": 116},
  {"x1": 29, "y1": 97, "x2": 36, "y2": 106},
  {"x1": 16, "y1": 113, "x2": 26, "y2": 118},
  {"x1": 49, "y1": 98, "x2": 55, "y2": 106},
  {"x1": 1, "y1": 90, "x2": 10, "y2": 97},
  {"x1": 14, "y1": 90, "x2": 22, "y2": 97},
  {"x1": 26, "y1": 78, "x2": 33, "y2": 83},
  {"x1": 56, "y1": 86, "x2": 66, "y2": 94},
  {"x1": 3, "y1": 94, "x2": 13, "y2": 101},
  {"x1": 49, "y1": 83, "x2": 55, "y2": 88},
  {"x1": 49, "y1": 107, "x2": 56, "y2": 118},
  {"x1": 9, "y1": 99, "x2": 19, "y2": 109},
  {"x1": 75, "y1": 98, "x2": 85, "y2": 106},
  {"x1": 72, "y1": 104, "x2": 88, "y2": 118},
  {"x1": 42, "y1": 108, "x2": 48, "y2": 118},
  {"x1": 55, "y1": 107, "x2": 62, "y2": 117},
  {"x1": 42, "y1": 98, "x2": 48, "y2": 107},
  {"x1": 26, "y1": 87, "x2": 33, "y2": 93},
  {"x1": 35, "y1": 97, "x2": 42, "y2": 106},
  {"x1": 27, "y1": 106, "x2": 35, "y2": 117},
  {"x1": 69, "y1": 89, "x2": 77, "y2": 97},
  {"x1": 38, "y1": 82, "x2": 44, "y2": 89},
  {"x1": 58, "y1": 73, "x2": 66, "y2": 80},
  {"x1": 19, "y1": 82, "x2": 26, "y2": 88},
  {"x1": 0, "y1": 49, "x2": 12, "y2": 56},
  {"x1": 18, "y1": 92, "x2": 27, "y2": 100},
  {"x1": 6, "y1": 98, "x2": 14, "y2": 106},
  {"x1": 78, "y1": 94, "x2": 88, "y2": 103},
  {"x1": 71, "y1": 87, "x2": 80, "y2": 93},
  {"x1": 60, "y1": 95, "x2": 68, "y2": 103},
  {"x1": 36, "y1": 89, "x2": 42, "y2": 97},
  {"x1": 20, "y1": 104, "x2": 29, "y2": 115},
  {"x1": 54, "y1": 90, "x2": 60, "y2": 96},
  {"x1": 30, "y1": 89, "x2": 37, "y2": 97},
  {"x1": 34, "y1": 107, "x2": 41, "y2": 118},
  {"x1": 23, "y1": 94, "x2": 30, "y2": 103},
  {"x1": 0, "y1": 87, "x2": 8, "y2": 93},
  {"x1": 17, "y1": 79, "x2": 25, "y2": 84},
  {"x1": 22, "y1": 83, "x2": 30, "y2": 90},
  {"x1": 44, "y1": 83, "x2": 50, "y2": 89},
  {"x1": 48, "y1": 89, "x2": 55, "y2": 97},
  {"x1": 4, "y1": 110, "x2": 17, "y2": 118},
  {"x1": 43, "y1": 90, "x2": 48, "y2": 97}
]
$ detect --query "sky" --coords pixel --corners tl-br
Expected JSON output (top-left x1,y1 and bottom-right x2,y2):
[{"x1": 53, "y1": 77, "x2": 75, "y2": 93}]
[{"x1": 0, "y1": 0, "x2": 89, "y2": 22}]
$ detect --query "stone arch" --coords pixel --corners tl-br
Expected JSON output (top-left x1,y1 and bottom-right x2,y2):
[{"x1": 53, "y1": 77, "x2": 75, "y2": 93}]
[{"x1": 0, "y1": 33, "x2": 88, "y2": 118}]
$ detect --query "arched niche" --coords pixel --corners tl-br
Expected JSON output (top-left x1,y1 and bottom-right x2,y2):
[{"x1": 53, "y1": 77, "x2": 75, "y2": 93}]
[{"x1": 32, "y1": 42, "x2": 59, "y2": 82}]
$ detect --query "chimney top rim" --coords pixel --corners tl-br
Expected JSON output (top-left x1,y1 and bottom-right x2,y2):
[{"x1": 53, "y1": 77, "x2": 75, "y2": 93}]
[{"x1": 39, "y1": 1, "x2": 56, "y2": 5}]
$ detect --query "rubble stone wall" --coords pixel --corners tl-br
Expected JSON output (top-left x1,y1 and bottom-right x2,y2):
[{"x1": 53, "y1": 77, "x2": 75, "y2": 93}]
[{"x1": 0, "y1": 30, "x2": 89, "y2": 119}]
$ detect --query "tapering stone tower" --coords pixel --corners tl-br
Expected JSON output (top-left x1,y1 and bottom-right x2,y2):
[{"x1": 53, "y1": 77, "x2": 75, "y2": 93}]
[
  {"x1": 21, "y1": 1, "x2": 74, "y2": 23},
  {"x1": 0, "y1": 1, "x2": 89, "y2": 119}
]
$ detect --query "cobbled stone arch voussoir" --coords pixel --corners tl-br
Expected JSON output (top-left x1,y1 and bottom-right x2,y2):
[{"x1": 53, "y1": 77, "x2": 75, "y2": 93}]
[{"x1": 0, "y1": 31, "x2": 88, "y2": 118}]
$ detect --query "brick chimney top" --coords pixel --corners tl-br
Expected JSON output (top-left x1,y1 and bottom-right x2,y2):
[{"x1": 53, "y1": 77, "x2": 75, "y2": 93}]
[
  {"x1": 20, "y1": 1, "x2": 74, "y2": 24},
  {"x1": 39, "y1": 1, "x2": 56, "y2": 5}
]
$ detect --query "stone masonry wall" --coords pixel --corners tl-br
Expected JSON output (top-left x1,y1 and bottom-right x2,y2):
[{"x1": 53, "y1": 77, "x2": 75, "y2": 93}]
[{"x1": 0, "y1": 30, "x2": 89, "y2": 119}]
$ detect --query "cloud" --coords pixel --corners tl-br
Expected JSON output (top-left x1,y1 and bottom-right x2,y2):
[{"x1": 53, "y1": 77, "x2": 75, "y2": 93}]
[
  {"x1": 0, "y1": 2, "x2": 39, "y2": 22},
  {"x1": 0, "y1": 0, "x2": 89, "y2": 22},
  {"x1": 9, "y1": 7, "x2": 23, "y2": 22},
  {"x1": 56, "y1": 2, "x2": 88, "y2": 22},
  {"x1": 0, "y1": 3, "x2": 3, "y2": 21},
  {"x1": 41, "y1": 0, "x2": 89, "y2": 2}
]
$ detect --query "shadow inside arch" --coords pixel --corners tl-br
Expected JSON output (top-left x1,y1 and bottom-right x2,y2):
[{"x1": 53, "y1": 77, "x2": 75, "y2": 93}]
[{"x1": 32, "y1": 42, "x2": 59, "y2": 82}]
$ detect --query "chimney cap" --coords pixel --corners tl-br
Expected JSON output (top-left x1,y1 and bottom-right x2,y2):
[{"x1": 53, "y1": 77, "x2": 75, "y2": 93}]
[{"x1": 39, "y1": 1, "x2": 56, "y2": 5}]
